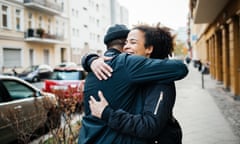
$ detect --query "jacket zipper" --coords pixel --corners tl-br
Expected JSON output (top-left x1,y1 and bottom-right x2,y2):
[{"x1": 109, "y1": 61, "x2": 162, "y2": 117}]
[{"x1": 154, "y1": 91, "x2": 163, "y2": 115}]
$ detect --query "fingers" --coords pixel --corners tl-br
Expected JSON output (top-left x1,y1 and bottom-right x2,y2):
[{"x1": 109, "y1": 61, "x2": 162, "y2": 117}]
[
  {"x1": 97, "y1": 69, "x2": 108, "y2": 80},
  {"x1": 95, "y1": 62, "x2": 112, "y2": 78},
  {"x1": 101, "y1": 63, "x2": 113, "y2": 74},
  {"x1": 98, "y1": 91, "x2": 106, "y2": 102},
  {"x1": 91, "y1": 58, "x2": 113, "y2": 80},
  {"x1": 98, "y1": 91, "x2": 108, "y2": 106},
  {"x1": 94, "y1": 70, "x2": 105, "y2": 81},
  {"x1": 89, "y1": 95, "x2": 97, "y2": 103}
]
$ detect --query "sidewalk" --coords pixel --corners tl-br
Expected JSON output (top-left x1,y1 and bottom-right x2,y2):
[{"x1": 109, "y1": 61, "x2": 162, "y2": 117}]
[{"x1": 174, "y1": 64, "x2": 240, "y2": 144}]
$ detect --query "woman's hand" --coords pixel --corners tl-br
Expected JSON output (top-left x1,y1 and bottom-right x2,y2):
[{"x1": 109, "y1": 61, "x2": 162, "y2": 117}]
[
  {"x1": 89, "y1": 91, "x2": 109, "y2": 118},
  {"x1": 90, "y1": 56, "x2": 113, "y2": 80}
]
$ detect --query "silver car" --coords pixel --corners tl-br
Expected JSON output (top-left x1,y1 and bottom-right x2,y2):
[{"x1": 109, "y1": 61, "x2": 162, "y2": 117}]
[
  {"x1": 18, "y1": 64, "x2": 53, "y2": 83},
  {"x1": 0, "y1": 75, "x2": 59, "y2": 144}
]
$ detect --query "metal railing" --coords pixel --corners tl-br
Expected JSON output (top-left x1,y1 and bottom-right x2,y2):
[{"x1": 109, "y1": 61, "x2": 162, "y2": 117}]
[
  {"x1": 24, "y1": 0, "x2": 62, "y2": 12},
  {"x1": 25, "y1": 28, "x2": 64, "y2": 42}
]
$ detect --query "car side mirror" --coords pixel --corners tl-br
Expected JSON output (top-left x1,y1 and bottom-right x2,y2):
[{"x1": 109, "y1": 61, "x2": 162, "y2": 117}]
[{"x1": 35, "y1": 91, "x2": 42, "y2": 97}]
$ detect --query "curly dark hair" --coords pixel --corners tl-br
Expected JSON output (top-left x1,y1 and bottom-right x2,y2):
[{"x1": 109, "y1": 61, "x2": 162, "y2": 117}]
[{"x1": 132, "y1": 24, "x2": 174, "y2": 59}]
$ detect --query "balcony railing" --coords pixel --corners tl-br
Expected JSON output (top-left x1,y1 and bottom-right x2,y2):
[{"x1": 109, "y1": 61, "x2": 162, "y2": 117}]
[
  {"x1": 24, "y1": 28, "x2": 64, "y2": 44},
  {"x1": 24, "y1": 0, "x2": 62, "y2": 15}
]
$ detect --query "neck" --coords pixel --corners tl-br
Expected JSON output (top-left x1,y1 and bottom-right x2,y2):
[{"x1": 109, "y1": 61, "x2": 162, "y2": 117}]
[{"x1": 109, "y1": 45, "x2": 123, "y2": 52}]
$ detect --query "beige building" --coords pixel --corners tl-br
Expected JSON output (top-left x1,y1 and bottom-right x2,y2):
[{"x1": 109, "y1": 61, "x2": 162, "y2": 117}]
[
  {"x1": 0, "y1": 0, "x2": 70, "y2": 73},
  {"x1": 190, "y1": 0, "x2": 240, "y2": 98}
]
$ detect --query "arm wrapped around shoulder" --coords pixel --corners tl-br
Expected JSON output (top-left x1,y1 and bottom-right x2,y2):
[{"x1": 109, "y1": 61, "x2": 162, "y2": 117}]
[{"x1": 81, "y1": 53, "x2": 99, "y2": 72}]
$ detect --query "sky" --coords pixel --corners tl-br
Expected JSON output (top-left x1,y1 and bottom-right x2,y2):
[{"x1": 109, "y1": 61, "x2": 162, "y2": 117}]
[{"x1": 118, "y1": 0, "x2": 189, "y2": 30}]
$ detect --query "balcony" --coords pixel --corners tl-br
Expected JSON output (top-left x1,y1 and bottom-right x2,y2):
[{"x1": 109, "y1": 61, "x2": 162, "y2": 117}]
[
  {"x1": 191, "y1": 0, "x2": 230, "y2": 23},
  {"x1": 24, "y1": 28, "x2": 63, "y2": 44},
  {"x1": 24, "y1": 0, "x2": 62, "y2": 15}
]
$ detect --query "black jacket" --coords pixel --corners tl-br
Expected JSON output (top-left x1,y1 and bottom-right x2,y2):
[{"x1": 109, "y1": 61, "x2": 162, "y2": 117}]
[
  {"x1": 102, "y1": 82, "x2": 182, "y2": 144},
  {"x1": 78, "y1": 48, "x2": 188, "y2": 144}
]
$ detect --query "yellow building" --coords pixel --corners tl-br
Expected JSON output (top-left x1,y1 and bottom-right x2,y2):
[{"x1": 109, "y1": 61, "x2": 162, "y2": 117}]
[
  {"x1": 0, "y1": 0, "x2": 70, "y2": 73},
  {"x1": 190, "y1": 0, "x2": 240, "y2": 98}
]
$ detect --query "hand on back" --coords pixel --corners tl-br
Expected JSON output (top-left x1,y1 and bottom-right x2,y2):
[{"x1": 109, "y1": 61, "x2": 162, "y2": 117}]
[
  {"x1": 89, "y1": 91, "x2": 109, "y2": 118},
  {"x1": 91, "y1": 56, "x2": 113, "y2": 80}
]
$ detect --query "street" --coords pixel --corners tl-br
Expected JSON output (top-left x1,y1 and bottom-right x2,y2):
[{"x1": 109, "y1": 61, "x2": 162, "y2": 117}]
[{"x1": 174, "y1": 64, "x2": 240, "y2": 144}]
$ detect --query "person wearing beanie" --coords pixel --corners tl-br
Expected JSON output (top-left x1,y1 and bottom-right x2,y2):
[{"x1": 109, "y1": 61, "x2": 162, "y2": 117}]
[
  {"x1": 78, "y1": 24, "x2": 188, "y2": 144},
  {"x1": 103, "y1": 24, "x2": 130, "y2": 45},
  {"x1": 81, "y1": 24, "x2": 129, "y2": 73}
]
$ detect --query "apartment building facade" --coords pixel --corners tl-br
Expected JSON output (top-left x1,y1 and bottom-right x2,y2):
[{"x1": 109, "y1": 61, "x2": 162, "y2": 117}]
[
  {"x1": 0, "y1": 0, "x2": 71, "y2": 73},
  {"x1": 69, "y1": 0, "x2": 111, "y2": 64},
  {"x1": 0, "y1": 0, "x2": 128, "y2": 73},
  {"x1": 190, "y1": 0, "x2": 240, "y2": 98},
  {"x1": 69, "y1": 0, "x2": 128, "y2": 64}
]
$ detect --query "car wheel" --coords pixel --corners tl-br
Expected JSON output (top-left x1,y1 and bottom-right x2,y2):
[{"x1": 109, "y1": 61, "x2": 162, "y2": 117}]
[{"x1": 32, "y1": 77, "x2": 39, "y2": 83}]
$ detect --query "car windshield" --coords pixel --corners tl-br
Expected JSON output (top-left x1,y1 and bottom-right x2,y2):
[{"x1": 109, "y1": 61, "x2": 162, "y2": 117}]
[
  {"x1": 50, "y1": 71, "x2": 82, "y2": 80},
  {"x1": 22, "y1": 65, "x2": 38, "y2": 73}
]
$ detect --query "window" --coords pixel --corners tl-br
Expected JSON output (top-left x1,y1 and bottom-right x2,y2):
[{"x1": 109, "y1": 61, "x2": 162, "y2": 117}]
[
  {"x1": 2, "y1": 80, "x2": 34, "y2": 100},
  {"x1": 28, "y1": 12, "x2": 33, "y2": 28},
  {"x1": 96, "y1": 19, "x2": 99, "y2": 27},
  {"x1": 2, "y1": 5, "x2": 9, "y2": 28},
  {"x1": 76, "y1": 10, "x2": 79, "y2": 17},
  {"x1": 51, "y1": 71, "x2": 83, "y2": 80},
  {"x1": 43, "y1": 49, "x2": 49, "y2": 65},
  {"x1": 96, "y1": 4, "x2": 99, "y2": 11},
  {"x1": 97, "y1": 34, "x2": 100, "y2": 42},
  {"x1": 72, "y1": 28, "x2": 75, "y2": 36},
  {"x1": 15, "y1": 9, "x2": 21, "y2": 31},
  {"x1": 77, "y1": 29, "x2": 79, "y2": 37},
  {"x1": 61, "y1": 1, "x2": 64, "y2": 11},
  {"x1": 62, "y1": 22, "x2": 65, "y2": 37},
  {"x1": 72, "y1": 9, "x2": 74, "y2": 16},
  {"x1": 84, "y1": 42, "x2": 89, "y2": 48},
  {"x1": 38, "y1": 16, "x2": 43, "y2": 28},
  {"x1": 29, "y1": 49, "x2": 34, "y2": 66},
  {"x1": 48, "y1": 18, "x2": 52, "y2": 34},
  {"x1": 56, "y1": 20, "x2": 59, "y2": 36},
  {"x1": 3, "y1": 48, "x2": 21, "y2": 67}
]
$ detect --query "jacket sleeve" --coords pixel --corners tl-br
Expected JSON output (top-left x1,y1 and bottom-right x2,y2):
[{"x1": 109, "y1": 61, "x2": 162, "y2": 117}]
[
  {"x1": 81, "y1": 53, "x2": 99, "y2": 72},
  {"x1": 122, "y1": 54, "x2": 189, "y2": 83},
  {"x1": 101, "y1": 83, "x2": 176, "y2": 138},
  {"x1": 102, "y1": 107, "x2": 159, "y2": 138}
]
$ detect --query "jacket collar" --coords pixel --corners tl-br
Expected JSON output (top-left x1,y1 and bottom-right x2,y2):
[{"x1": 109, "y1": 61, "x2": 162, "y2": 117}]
[{"x1": 104, "y1": 48, "x2": 122, "y2": 57}]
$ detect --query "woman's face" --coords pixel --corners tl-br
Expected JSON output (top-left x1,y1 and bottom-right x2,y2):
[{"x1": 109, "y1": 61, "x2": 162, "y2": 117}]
[{"x1": 123, "y1": 29, "x2": 152, "y2": 57}]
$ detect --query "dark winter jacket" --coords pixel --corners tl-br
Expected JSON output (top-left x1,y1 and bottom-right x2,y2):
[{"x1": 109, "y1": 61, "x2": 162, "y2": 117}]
[{"x1": 78, "y1": 48, "x2": 188, "y2": 144}]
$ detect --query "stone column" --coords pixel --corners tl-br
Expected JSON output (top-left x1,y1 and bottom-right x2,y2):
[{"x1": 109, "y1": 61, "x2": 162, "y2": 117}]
[
  {"x1": 210, "y1": 36, "x2": 215, "y2": 77},
  {"x1": 221, "y1": 24, "x2": 230, "y2": 90},
  {"x1": 227, "y1": 16, "x2": 239, "y2": 96},
  {"x1": 215, "y1": 30, "x2": 223, "y2": 82}
]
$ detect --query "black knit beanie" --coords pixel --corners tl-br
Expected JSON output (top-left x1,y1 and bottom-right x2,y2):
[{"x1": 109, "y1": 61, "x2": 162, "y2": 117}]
[{"x1": 104, "y1": 24, "x2": 130, "y2": 44}]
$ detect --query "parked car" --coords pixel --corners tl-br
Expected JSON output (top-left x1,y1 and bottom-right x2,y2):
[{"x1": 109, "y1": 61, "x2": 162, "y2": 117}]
[
  {"x1": 18, "y1": 64, "x2": 53, "y2": 82},
  {"x1": 42, "y1": 67, "x2": 86, "y2": 107},
  {"x1": 0, "y1": 75, "x2": 60, "y2": 144}
]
